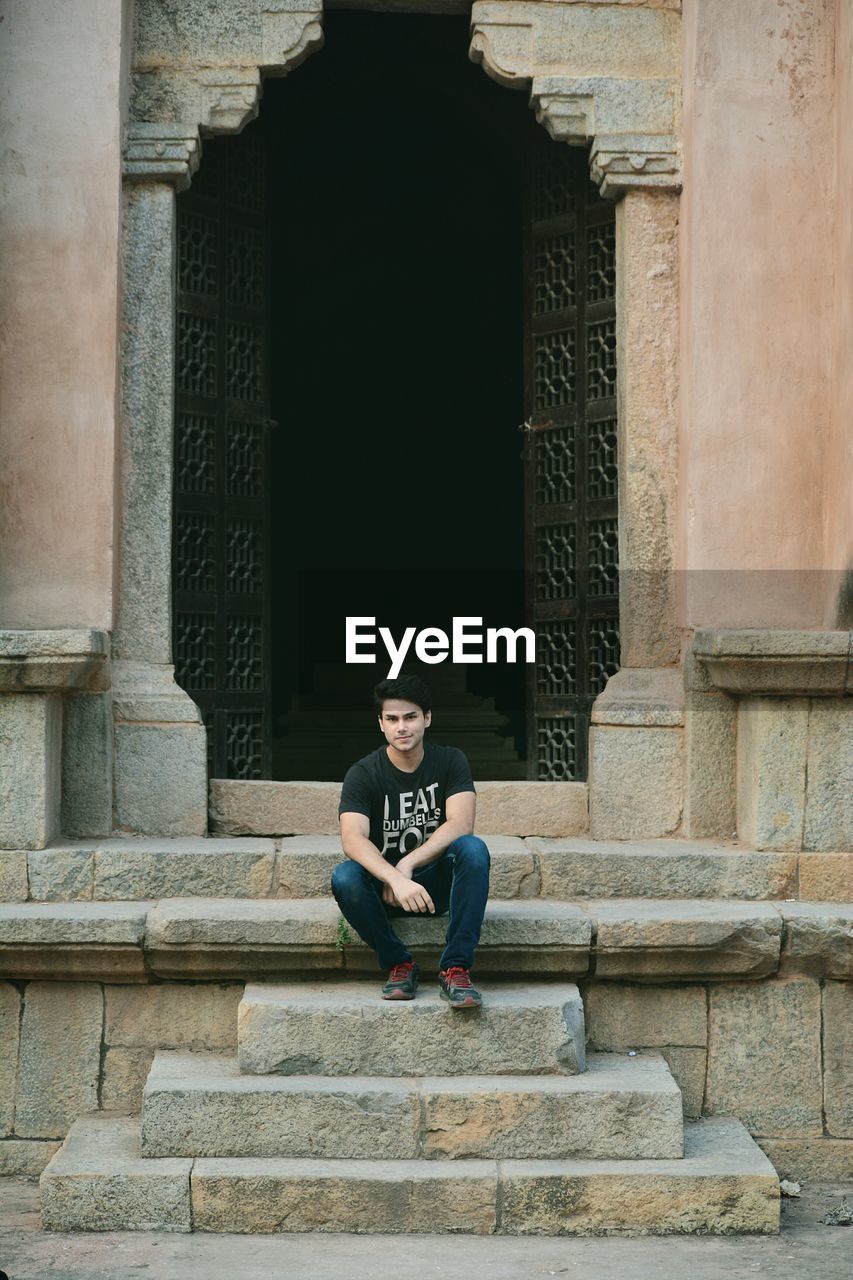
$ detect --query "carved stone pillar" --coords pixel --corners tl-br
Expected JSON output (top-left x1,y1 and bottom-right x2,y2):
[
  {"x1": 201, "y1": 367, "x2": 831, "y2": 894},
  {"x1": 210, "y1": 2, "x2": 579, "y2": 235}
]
[
  {"x1": 470, "y1": 1, "x2": 684, "y2": 833},
  {"x1": 114, "y1": 128, "x2": 207, "y2": 836},
  {"x1": 113, "y1": 1, "x2": 324, "y2": 834}
]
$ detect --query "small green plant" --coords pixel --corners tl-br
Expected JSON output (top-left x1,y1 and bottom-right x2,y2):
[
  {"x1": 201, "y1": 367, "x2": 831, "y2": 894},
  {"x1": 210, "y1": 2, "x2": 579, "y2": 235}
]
[{"x1": 335, "y1": 917, "x2": 352, "y2": 951}]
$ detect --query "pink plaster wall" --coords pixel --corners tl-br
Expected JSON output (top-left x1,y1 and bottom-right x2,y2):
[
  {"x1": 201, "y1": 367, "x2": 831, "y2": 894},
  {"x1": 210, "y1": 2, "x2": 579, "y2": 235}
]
[
  {"x1": 679, "y1": 0, "x2": 838, "y2": 629},
  {"x1": 826, "y1": 0, "x2": 853, "y2": 622},
  {"x1": 0, "y1": 0, "x2": 130, "y2": 630}
]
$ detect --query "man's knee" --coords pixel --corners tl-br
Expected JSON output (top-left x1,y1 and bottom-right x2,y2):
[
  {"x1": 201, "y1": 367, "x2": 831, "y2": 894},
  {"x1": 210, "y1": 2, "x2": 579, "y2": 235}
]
[
  {"x1": 331, "y1": 859, "x2": 371, "y2": 901},
  {"x1": 452, "y1": 834, "x2": 490, "y2": 868}
]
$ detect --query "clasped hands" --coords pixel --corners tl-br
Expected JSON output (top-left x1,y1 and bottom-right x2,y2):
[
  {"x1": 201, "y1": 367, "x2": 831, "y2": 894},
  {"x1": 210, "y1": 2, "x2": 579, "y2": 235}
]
[{"x1": 382, "y1": 855, "x2": 435, "y2": 914}]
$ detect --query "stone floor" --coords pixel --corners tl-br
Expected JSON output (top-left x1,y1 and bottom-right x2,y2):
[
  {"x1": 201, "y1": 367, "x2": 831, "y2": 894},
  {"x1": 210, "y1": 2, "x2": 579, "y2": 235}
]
[{"x1": 1, "y1": 1177, "x2": 851, "y2": 1280}]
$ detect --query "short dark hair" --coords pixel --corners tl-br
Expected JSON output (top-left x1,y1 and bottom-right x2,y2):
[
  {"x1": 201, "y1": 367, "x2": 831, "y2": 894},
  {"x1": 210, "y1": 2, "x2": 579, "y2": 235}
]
[{"x1": 374, "y1": 675, "x2": 432, "y2": 716}]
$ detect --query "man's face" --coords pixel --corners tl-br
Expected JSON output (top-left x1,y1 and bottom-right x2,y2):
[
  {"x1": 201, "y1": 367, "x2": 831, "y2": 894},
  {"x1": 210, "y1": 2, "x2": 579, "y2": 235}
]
[{"x1": 378, "y1": 699, "x2": 431, "y2": 754}]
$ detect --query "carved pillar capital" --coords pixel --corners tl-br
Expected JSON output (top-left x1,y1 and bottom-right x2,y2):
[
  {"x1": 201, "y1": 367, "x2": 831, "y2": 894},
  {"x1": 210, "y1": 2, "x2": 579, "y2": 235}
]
[
  {"x1": 123, "y1": 123, "x2": 201, "y2": 192},
  {"x1": 590, "y1": 133, "x2": 681, "y2": 197}
]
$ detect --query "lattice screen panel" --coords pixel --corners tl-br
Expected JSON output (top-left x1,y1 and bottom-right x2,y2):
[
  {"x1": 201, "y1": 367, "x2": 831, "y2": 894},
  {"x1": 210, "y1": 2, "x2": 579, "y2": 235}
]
[
  {"x1": 173, "y1": 128, "x2": 272, "y2": 780},
  {"x1": 524, "y1": 135, "x2": 620, "y2": 780}
]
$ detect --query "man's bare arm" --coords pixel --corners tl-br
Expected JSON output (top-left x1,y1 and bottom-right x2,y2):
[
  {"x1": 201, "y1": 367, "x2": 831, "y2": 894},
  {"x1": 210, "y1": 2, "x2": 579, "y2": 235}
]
[
  {"x1": 396, "y1": 790, "x2": 476, "y2": 873},
  {"x1": 339, "y1": 811, "x2": 435, "y2": 913}
]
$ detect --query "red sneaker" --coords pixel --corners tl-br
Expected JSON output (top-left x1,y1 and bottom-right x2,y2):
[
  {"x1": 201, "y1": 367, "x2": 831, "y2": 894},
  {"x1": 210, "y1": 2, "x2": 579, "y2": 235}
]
[
  {"x1": 438, "y1": 966, "x2": 482, "y2": 1009},
  {"x1": 381, "y1": 960, "x2": 419, "y2": 1000}
]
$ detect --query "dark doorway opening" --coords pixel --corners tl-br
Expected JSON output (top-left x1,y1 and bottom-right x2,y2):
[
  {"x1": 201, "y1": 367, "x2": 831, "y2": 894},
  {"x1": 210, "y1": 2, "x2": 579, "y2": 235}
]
[{"x1": 265, "y1": 12, "x2": 529, "y2": 780}]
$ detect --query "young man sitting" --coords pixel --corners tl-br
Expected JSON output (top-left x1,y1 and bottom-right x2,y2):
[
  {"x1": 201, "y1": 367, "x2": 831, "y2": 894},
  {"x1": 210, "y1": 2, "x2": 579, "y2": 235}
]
[{"x1": 332, "y1": 674, "x2": 491, "y2": 1007}]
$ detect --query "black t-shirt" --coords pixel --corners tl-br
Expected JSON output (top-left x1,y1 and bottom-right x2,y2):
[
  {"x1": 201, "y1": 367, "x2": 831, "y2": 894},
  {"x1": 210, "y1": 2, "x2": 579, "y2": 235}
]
[{"x1": 338, "y1": 742, "x2": 475, "y2": 863}]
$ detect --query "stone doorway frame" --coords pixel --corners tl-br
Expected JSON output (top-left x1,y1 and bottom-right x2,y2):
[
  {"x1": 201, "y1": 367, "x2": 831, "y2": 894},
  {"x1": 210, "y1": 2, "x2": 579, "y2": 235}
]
[{"x1": 116, "y1": 0, "x2": 683, "y2": 837}]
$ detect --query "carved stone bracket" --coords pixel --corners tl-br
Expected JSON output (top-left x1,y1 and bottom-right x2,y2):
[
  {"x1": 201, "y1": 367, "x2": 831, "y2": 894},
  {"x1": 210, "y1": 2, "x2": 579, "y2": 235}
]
[
  {"x1": 470, "y1": 1, "x2": 682, "y2": 196},
  {"x1": 123, "y1": 123, "x2": 201, "y2": 191}
]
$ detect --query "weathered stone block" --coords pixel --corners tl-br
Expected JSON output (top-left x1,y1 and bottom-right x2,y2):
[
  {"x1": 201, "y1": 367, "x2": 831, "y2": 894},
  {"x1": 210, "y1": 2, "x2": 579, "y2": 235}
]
[
  {"x1": 591, "y1": 900, "x2": 782, "y2": 980},
  {"x1": 0, "y1": 850, "x2": 27, "y2": 902},
  {"x1": 757, "y1": 1137, "x2": 853, "y2": 1183},
  {"x1": 0, "y1": 983, "x2": 20, "y2": 1134},
  {"x1": 238, "y1": 982, "x2": 586, "y2": 1077},
  {"x1": 210, "y1": 780, "x2": 340, "y2": 836},
  {"x1": 684, "y1": 690, "x2": 737, "y2": 838},
  {"x1": 101, "y1": 1047, "x2": 154, "y2": 1112},
  {"x1": 659, "y1": 1047, "x2": 706, "y2": 1120},
  {"x1": 0, "y1": 693, "x2": 61, "y2": 850},
  {"x1": 28, "y1": 845, "x2": 95, "y2": 901},
  {"x1": 16, "y1": 982, "x2": 103, "y2": 1138},
  {"x1": 803, "y1": 698, "x2": 853, "y2": 851},
  {"x1": 798, "y1": 853, "x2": 853, "y2": 902},
  {"x1": 499, "y1": 1118, "x2": 779, "y2": 1236},
  {"x1": 589, "y1": 726, "x2": 683, "y2": 839},
  {"x1": 61, "y1": 692, "x2": 112, "y2": 839},
  {"x1": 737, "y1": 698, "x2": 807, "y2": 851},
  {"x1": 0, "y1": 1138, "x2": 61, "y2": 1175},
  {"x1": 191, "y1": 1157, "x2": 497, "y2": 1234},
  {"x1": 824, "y1": 982, "x2": 853, "y2": 1138},
  {"x1": 584, "y1": 983, "x2": 707, "y2": 1049},
  {"x1": 779, "y1": 903, "x2": 853, "y2": 979},
  {"x1": 142, "y1": 1053, "x2": 421, "y2": 1159},
  {"x1": 706, "y1": 978, "x2": 822, "y2": 1137},
  {"x1": 105, "y1": 982, "x2": 242, "y2": 1050},
  {"x1": 475, "y1": 783, "x2": 588, "y2": 837},
  {"x1": 95, "y1": 837, "x2": 274, "y2": 899},
  {"x1": 114, "y1": 721, "x2": 207, "y2": 837},
  {"x1": 420, "y1": 1054, "x2": 682, "y2": 1160},
  {"x1": 533, "y1": 839, "x2": 795, "y2": 900},
  {"x1": 40, "y1": 1114, "x2": 192, "y2": 1232}
]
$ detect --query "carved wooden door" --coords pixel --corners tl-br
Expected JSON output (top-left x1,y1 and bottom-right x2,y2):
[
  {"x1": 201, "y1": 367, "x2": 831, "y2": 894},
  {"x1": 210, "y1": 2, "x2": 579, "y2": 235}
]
[
  {"x1": 523, "y1": 132, "x2": 620, "y2": 780},
  {"x1": 172, "y1": 129, "x2": 273, "y2": 779}
]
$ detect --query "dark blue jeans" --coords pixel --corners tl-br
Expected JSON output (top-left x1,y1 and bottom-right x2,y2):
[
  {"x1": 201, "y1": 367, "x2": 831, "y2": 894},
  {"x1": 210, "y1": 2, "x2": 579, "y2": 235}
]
[{"x1": 331, "y1": 834, "x2": 490, "y2": 971}]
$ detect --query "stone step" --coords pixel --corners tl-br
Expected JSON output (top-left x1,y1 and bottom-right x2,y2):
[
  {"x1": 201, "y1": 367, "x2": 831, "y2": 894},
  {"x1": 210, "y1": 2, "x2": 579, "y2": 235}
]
[
  {"x1": 20, "y1": 836, "x2": 800, "y2": 904},
  {"x1": 276, "y1": 836, "x2": 798, "y2": 901},
  {"x1": 209, "y1": 779, "x2": 589, "y2": 838},
  {"x1": 4, "y1": 896, "x2": 824, "y2": 984},
  {"x1": 40, "y1": 1113, "x2": 780, "y2": 1235},
  {"x1": 238, "y1": 980, "x2": 586, "y2": 1076},
  {"x1": 141, "y1": 1050, "x2": 682, "y2": 1160}
]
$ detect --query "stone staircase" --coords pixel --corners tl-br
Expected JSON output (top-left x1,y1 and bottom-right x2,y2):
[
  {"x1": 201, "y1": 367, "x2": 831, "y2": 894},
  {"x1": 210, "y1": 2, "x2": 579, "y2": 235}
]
[
  {"x1": 39, "y1": 979, "x2": 779, "y2": 1235},
  {"x1": 7, "y1": 821, "x2": 850, "y2": 1233}
]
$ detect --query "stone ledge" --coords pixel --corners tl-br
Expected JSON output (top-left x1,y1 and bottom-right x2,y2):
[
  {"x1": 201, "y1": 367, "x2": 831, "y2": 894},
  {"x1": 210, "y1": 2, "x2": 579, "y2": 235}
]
[
  {"x1": 5, "y1": 898, "x2": 849, "y2": 984},
  {"x1": 589, "y1": 900, "x2": 783, "y2": 981},
  {"x1": 778, "y1": 902, "x2": 853, "y2": 979},
  {"x1": 40, "y1": 1114, "x2": 778, "y2": 1235},
  {"x1": 692, "y1": 629, "x2": 852, "y2": 696},
  {"x1": 0, "y1": 629, "x2": 109, "y2": 693},
  {"x1": 0, "y1": 902, "x2": 150, "y2": 981}
]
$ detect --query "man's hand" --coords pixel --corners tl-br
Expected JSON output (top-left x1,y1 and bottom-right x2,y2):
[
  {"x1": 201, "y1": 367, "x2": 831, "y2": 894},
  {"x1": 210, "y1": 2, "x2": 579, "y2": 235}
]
[{"x1": 387, "y1": 871, "x2": 435, "y2": 914}]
